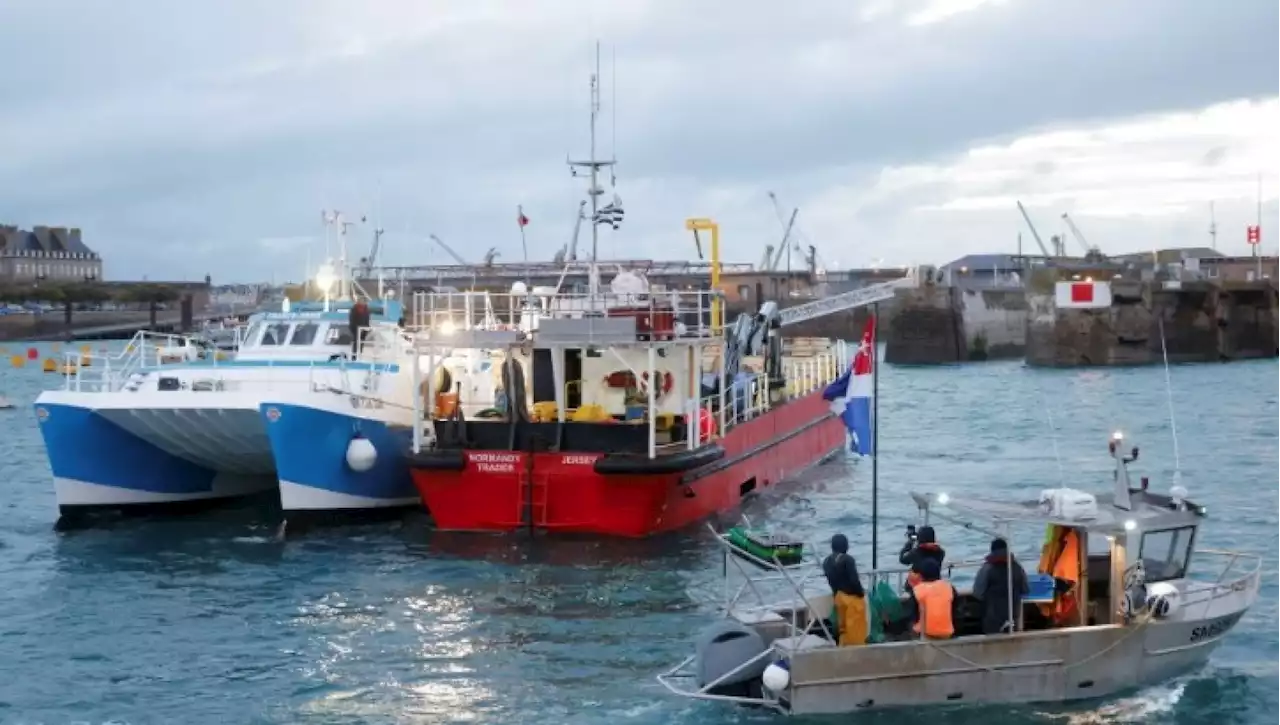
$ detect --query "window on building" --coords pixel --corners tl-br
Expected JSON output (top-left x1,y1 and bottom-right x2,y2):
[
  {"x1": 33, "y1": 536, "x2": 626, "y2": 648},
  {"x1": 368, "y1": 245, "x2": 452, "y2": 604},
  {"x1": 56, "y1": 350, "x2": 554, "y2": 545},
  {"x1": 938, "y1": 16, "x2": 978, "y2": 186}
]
[
  {"x1": 289, "y1": 322, "x2": 320, "y2": 346},
  {"x1": 737, "y1": 284, "x2": 752, "y2": 300},
  {"x1": 1138, "y1": 526, "x2": 1195, "y2": 582},
  {"x1": 260, "y1": 323, "x2": 291, "y2": 346}
]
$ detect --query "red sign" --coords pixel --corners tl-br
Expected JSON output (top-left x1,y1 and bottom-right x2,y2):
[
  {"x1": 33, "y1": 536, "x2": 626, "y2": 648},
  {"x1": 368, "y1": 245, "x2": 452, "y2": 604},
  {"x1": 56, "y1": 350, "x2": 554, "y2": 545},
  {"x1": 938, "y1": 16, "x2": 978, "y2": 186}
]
[
  {"x1": 1247, "y1": 225, "x2": 1261, "y2": 245},
  {"x1": 1070, "y1": 283, "x2": 1094, "y2": 304}
]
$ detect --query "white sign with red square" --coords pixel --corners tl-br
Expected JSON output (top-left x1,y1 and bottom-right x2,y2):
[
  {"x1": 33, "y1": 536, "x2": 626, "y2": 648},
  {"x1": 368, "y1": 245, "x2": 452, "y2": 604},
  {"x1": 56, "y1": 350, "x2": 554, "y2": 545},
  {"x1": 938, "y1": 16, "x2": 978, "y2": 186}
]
[{"x1": 1055, "y1": 280, "x2": 1112, "y2": 309}]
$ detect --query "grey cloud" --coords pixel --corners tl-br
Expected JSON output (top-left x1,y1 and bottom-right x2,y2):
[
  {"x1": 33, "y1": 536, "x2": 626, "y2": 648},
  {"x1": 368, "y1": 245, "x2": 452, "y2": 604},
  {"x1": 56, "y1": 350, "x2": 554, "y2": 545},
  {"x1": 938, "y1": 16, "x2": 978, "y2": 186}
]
[{"x1": 1, "y1": 0, "x2": 1276, "y2": 280}]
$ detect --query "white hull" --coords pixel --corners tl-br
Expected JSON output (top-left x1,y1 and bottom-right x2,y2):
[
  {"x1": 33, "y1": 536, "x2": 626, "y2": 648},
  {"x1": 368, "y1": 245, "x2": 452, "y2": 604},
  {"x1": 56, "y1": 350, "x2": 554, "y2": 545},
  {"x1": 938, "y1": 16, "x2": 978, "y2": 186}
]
[
  {"x1": 278, "y1": 480, "x2": 420, "y2": 512},
  {"x1": 54, "y1": 474, "x2": 273, "y2": 508}
]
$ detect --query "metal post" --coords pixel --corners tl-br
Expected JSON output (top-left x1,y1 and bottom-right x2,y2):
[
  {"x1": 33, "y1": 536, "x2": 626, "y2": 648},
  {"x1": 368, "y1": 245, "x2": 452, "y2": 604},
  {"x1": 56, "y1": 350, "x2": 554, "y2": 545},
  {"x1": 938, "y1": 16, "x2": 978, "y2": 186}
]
[
  {"x1": 411, "y1": 342, "x2": 422, "y2": 453},
  {"x1": 647, "y1": 343, "x2": 657, "y2": 459},
  {"x1": 871, "y1": 304, "x2": 880, "y2": 570},
  {"x1": 717, "y1": 340, "x2": 726, "y2": 436},
  {"x1": 690, "y1": 342, "x2": 701, "y2": 450}
]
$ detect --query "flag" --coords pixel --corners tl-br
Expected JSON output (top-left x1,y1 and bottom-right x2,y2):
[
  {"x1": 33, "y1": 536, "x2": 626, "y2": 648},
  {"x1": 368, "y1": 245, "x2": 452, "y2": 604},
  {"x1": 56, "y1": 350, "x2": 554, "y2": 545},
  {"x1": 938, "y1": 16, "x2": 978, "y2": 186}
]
[
  {"x1": 592, "y1": 193, "x2": 625, "y2": 230},
  {"x1": 1247, "y1": 225, "x2": 1261, "y2": 245},
  {"x1": 517, "y1": 207, "x2": 529, "y2": 227},
  {"x1": 822, "y1": 316, "x2": 875, "y2": 455},
  {"x1": 1054, "y1": 280, "x2": 1111, "y2": 309}
]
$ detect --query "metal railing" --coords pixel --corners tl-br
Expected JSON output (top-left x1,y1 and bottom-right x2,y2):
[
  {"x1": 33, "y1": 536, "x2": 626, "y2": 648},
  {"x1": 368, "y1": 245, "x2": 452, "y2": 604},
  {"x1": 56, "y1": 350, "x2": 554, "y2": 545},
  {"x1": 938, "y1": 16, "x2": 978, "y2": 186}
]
[{"x1": 411, "y1": 287, "x2": 724, "y2": 340}]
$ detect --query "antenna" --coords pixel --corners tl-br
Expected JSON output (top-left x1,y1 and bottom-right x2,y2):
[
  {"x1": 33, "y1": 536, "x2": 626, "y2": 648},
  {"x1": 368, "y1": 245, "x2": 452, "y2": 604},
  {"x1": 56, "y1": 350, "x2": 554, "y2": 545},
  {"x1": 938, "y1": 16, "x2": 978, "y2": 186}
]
[
  {"x1": 1209, "y1": 201, "x2": 1217, "y2": 249},
  {"x1": 1157, "y1": 317, "x2": 1183, "y2": 486}
]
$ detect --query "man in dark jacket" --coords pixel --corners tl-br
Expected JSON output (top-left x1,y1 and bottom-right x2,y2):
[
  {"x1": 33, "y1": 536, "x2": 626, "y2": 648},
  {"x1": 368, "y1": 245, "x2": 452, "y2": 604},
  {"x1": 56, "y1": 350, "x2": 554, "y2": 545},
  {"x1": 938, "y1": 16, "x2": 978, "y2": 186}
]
[
  {"x1": 348, "y1": 297, "x2": 371, "y2": 354},
  {"x1": 973, "y1": 538, "x2": 1029, "y2": 634},
  {"x1": 900, "y1": 525, "x2": 946, "y2": 588},
  {"x1": 822, "y1": 534, "x2": 867, "y2": 646}
]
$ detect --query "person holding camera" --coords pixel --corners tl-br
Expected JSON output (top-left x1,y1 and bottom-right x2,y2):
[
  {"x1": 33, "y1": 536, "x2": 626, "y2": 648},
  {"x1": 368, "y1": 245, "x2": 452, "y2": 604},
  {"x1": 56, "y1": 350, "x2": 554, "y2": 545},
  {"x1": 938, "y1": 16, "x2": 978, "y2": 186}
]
[{"x1": 899, "y1": 524, "x2": 946, "y2": 589}]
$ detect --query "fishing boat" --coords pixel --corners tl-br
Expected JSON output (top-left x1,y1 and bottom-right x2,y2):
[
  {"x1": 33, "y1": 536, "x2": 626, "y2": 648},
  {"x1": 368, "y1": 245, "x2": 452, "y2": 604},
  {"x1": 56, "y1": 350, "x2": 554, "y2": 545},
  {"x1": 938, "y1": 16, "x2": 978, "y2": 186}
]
[
  {"x1": 658, "y1": 400, "x2": 1261, "y2": 713},
  {"x1": 32, "y1": 216, "x2": 406, "y2": 524},
  {"x1": 396, "y1": 47, "x2": 919, "y2": 537}
]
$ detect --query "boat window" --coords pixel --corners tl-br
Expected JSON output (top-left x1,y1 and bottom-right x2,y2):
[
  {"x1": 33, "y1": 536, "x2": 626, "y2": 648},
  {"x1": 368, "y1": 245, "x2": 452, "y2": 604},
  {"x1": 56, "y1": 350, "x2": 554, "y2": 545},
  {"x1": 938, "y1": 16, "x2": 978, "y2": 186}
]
[
  {"x1": 289, "y1": 322, "x2": 320, "y2": 346},
  {"x1": 1138, "y1": 526, "x2": 1195, "y2": 582},
  {"x1": 325, "y1": 325, "x2": 353, "y2": 346},
  {"x1": 260, "y1": 323, "x2": 291, "y2": 346},
  {"x1": 241, "y1": 322, "x2": 262, "y2": 346}
]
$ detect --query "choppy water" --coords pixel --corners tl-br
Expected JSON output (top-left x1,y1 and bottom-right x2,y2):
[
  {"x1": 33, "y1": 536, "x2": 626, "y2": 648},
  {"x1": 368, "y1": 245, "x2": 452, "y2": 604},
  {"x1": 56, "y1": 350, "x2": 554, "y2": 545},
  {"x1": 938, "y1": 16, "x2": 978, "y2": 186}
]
[{"x1": 0, "y1": 342, "x2": 1275, "y2": 725}]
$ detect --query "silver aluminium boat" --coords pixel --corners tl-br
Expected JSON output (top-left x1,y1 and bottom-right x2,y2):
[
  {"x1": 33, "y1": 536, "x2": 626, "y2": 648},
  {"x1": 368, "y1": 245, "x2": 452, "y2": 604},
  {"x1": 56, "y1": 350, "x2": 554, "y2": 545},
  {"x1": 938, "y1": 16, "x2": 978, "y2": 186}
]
[{"x1": 657, "y1": 432, "x2": 1261, "y2": 715}]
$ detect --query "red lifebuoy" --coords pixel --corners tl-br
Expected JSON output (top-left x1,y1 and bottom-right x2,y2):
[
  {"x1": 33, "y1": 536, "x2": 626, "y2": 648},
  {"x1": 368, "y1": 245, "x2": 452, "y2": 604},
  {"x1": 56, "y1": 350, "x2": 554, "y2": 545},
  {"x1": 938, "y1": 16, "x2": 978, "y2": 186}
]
[
  {"x1": 698, "y1": 407, "x2": 716, "y2": 442},
  {"x1": 640, "y1": 370, "x2": 674, "y2": 396}
]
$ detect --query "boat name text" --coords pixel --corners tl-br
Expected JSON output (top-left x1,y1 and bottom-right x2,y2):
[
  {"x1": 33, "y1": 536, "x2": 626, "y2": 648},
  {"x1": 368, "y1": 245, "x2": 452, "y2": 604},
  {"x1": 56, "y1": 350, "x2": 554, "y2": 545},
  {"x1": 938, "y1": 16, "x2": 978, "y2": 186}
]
[
  {"x1": 470, "y1": 452, "x2": 520, "y2": 474},
  {"x1": 561, "y1": 455, "x2": 597, "y2": 465},
  {"x1": 1189, "y1": 613, "x2": 1241, "y2": 643}
]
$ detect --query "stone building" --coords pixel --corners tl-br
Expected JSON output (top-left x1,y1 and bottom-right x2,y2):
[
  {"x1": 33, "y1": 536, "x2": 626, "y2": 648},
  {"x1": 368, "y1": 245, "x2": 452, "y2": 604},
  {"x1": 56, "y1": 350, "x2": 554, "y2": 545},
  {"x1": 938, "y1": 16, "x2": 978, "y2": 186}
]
[{"x1": 0, "y1": 224, "x2": 105, "y2": 283}]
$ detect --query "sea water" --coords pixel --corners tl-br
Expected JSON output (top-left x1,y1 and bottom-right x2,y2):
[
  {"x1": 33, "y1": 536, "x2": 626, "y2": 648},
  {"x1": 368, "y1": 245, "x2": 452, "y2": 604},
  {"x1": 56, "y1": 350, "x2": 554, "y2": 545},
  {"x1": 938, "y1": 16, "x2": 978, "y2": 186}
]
[{"x1": 0, "y1": 346, "x2": 1275, "y2": 725}]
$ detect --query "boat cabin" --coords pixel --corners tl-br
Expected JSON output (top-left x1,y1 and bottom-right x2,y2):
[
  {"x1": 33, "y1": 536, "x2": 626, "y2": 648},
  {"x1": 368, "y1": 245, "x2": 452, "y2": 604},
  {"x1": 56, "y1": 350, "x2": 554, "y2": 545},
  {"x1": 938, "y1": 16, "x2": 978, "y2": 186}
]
[{"x1": 233, "y1": 299, "x2": 405, "y2": 363}]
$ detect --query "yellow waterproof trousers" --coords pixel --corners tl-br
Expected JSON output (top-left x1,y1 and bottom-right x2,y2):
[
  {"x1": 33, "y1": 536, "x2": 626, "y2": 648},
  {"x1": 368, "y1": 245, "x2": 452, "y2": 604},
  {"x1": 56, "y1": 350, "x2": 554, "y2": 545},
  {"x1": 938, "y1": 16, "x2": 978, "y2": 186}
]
[{"x1": 834, "y1": 592, "x2": 868, "y2": 646}]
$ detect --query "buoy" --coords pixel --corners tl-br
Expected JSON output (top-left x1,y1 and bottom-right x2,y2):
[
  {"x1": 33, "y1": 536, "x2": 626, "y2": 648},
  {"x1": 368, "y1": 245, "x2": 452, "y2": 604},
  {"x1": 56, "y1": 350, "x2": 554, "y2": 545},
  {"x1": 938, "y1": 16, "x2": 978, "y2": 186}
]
[
  {"x1": 10, "y1": 355, "x2": 24, "y2": 369},
  {"x1": 42, "y1": 358, "x2": 57, "y2": 373},
  {"x1": 79, "y1": 344, "x2": 90, "y2": 354},
  {"x1": 26, "y1": 347, "x2": 38, "y2": 360},
  {"x1": 346, "y1": 435, "x2": 377, "y2": 472},
  {"x1": 50, "y1": 343, "x2": 60, "y2": 352},
  {"x1": 79, "y1": 356, "x2": 92, "y2": 367},
  {"x1": 1145, "y1": 582, "x2": 1181, "y2": 619},
  {"x1": 762, "y1": 661, "x2": 791, "y2": 692}
]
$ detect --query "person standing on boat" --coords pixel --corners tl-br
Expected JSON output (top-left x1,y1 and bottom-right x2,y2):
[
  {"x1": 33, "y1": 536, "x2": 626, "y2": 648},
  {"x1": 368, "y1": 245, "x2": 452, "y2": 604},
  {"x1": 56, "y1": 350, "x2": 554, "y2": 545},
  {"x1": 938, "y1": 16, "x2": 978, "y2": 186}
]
[
  {"x1": 900, "y1": 525, "x2": 946, "y2": 589},
  {"x1": 822, "y1": 534, "x2": 868, "y2": 646},
  {"x1": 973, "y1": 538, "x2": 1029, "y2": 635},
  {"x1": 909, "y1": 558, "x2": 955, "y2": 640},
  {"x1": 348, "y1": 296, "x2": 371, "y2": 355}
]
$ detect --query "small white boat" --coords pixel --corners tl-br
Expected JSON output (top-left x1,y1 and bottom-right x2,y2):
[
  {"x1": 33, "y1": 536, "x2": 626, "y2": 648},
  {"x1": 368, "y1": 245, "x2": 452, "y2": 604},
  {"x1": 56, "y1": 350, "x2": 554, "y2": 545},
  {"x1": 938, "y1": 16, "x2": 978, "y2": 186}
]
[{"x1": 657, "y1": 433, "x2": 1261, "y2": 715}]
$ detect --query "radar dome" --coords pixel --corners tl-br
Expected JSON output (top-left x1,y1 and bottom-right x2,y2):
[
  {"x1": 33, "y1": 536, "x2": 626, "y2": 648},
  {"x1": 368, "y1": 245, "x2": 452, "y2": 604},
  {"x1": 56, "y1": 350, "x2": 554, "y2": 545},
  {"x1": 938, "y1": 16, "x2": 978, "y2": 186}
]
[
  {"x1": 610, "y1": 270, "x2": 650, "y2": 297},
  {"x1": 510, "y1": 281, "x2": 529, "y2": 296}
]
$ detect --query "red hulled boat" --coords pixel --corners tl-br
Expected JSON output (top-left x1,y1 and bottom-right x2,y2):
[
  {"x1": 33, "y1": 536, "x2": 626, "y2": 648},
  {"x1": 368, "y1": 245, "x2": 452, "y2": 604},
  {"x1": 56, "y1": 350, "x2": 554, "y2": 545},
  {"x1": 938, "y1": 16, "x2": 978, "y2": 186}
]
[{"x1": 402, "y1": 269, "x2": 857, "y2": 538}]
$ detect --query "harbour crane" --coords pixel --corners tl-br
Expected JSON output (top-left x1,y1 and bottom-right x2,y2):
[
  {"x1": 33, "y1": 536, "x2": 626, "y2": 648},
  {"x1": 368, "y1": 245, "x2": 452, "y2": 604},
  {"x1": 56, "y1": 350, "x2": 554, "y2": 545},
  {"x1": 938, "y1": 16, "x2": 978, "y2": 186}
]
[
  {"x1": 765, "y1": 192, "x2": 800, "y2": 271},
  {"x1": 428, "y1": 233, "x2": 471, "y2": 266},
  {"x1": 567, "y1": 200, "x2": 587, "y2": 262},
  {"x1": 1016, "y1": 201, "x2": 1057, "y2": 257},
  {"x1": 357, "y1": 224, "x2": 385, "y2": 278},
  {"x1": 1061, "y1": 212, "x2": 1105, "y2": 260}
]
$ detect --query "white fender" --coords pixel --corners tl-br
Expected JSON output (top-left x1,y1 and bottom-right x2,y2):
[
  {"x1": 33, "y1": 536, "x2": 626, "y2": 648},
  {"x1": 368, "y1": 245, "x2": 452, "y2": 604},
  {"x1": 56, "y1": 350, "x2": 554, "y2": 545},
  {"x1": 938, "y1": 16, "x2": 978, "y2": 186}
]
[{"x1": 346, "y1": 436, "x2": 378, "y2": 473}]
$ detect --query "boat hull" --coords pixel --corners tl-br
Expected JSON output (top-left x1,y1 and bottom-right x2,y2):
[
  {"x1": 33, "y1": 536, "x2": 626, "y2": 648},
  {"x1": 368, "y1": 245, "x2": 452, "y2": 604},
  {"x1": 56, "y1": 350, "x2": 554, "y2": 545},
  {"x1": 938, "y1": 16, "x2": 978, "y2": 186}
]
[
  {"x1": 34, "y1": 394, "x2": 275, "y2": 517},
  {"x1": 407, "y1": 389, "x2": 846, "y2": 537},
  {"x1": 261, "y1": 400, "x2": 420, "y2": 521}
]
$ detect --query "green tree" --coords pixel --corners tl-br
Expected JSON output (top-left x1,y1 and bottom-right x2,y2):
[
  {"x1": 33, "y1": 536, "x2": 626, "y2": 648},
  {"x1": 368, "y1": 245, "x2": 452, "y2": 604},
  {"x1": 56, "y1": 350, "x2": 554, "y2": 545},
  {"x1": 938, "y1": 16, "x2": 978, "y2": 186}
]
[{"x1": 50, "y1": 282, "x2": 113, "y2": 327}]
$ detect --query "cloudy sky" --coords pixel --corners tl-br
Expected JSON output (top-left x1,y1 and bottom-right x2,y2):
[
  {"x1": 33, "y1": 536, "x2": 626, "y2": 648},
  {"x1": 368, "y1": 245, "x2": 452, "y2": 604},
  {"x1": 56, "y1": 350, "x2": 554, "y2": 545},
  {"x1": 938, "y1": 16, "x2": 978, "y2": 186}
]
[{"x1": 1, "y1": 0, "x2": 1276, "y2": 283}]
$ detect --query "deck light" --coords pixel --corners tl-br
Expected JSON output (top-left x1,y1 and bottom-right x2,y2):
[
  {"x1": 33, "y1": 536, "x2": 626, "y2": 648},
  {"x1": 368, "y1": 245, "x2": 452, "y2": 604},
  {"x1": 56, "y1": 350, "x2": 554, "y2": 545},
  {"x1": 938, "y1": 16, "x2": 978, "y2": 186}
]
[
  {"x1": 315, "y1": 263, "x2": 336, "y2": 293},
  {"x1": 936, "y1": 493, "x2": 950, "y2": 505},
  {"x1": 1123, "y1": 519, "x2": 1136, "y2": 531},
  {"x1": 439, "y1": 320, "x2": 456, "y2": 336}
]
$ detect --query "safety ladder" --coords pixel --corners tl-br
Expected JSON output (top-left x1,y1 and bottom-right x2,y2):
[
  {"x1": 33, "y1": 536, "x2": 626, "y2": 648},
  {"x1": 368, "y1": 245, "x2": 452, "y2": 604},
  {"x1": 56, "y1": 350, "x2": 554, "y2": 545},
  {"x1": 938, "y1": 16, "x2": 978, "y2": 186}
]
[{"x1": 517, "y1": 468, "x2": 551, "y2": 529}]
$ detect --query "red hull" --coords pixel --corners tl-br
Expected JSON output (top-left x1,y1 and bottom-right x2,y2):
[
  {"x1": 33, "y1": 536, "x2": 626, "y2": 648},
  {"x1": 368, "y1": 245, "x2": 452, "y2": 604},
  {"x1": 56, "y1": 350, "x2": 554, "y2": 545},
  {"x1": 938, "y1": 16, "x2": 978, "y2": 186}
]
[{"x1": 409, "y1": 390, "x2": 846, "y2": 537}]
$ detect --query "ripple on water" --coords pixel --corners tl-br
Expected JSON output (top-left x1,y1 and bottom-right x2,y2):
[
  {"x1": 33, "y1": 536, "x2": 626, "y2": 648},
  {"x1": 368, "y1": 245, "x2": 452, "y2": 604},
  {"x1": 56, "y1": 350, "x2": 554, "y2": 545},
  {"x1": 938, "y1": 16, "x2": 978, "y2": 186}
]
[{"x1": 0, "y1": 353, "x2": 1275, "y2": 724}]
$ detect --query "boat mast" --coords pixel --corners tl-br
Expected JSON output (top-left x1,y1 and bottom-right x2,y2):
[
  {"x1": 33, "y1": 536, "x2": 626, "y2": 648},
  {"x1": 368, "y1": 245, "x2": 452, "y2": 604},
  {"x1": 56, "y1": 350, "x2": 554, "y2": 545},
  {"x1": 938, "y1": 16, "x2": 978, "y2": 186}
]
[
  {"x1": 567, "y1": 41, "x2": 615, "y2": 300},
  {"x1": 871, "y1": 305, "x2": 880, "y2": 569}
]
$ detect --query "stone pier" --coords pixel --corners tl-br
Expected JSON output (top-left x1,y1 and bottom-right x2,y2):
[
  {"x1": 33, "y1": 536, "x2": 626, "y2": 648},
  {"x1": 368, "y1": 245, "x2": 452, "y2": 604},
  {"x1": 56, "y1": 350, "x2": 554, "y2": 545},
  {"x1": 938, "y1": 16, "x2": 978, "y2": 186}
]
[
  {"x1": 1025, "y1": 277, "x2": 1278, "y2": 366},
  {"x1": 884, "y1": 285, "x2": 1027, "y2": 364}
]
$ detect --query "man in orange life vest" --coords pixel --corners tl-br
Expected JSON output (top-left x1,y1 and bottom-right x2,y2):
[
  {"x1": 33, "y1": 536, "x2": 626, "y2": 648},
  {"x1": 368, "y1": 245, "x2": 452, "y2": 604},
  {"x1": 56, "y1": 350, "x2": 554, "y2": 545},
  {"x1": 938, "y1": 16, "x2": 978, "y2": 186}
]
[
  {"x1": 900, "y1": 525, "x2": 947, "y2": 589},
  {"x1": 822, "y1": 534, "x2": 869, "y2": 646},
  {"x1": 909, "y1": 558, "x2": 955, "y2": 640}
]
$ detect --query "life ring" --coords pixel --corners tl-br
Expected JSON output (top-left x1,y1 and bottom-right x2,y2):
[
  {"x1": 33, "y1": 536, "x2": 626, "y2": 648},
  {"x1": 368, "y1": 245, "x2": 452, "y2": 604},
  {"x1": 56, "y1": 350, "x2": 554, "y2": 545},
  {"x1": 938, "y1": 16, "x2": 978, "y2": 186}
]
[{"x1": 640, "y1": 370, "x2": 675, "y2": 397}]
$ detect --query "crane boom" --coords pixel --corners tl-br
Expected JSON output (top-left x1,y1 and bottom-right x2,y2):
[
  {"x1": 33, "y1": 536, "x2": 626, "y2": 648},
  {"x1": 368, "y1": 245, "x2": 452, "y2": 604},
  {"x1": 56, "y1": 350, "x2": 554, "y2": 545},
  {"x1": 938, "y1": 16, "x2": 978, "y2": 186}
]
[
  {"x1": 1060, "y1": 212, "x2": 1099, "y2": 256},
  {"x1": 769, "y1": 207, "x2": 799, "y2": 270},
  {"x1": 1016, "y1": 201, "x2": 1052, "y2": 257},
  {"x1": 778, "y1": 270, "x2": 921, "y2": 327},
  {"x1": 428, "y1": 234, "x2": 470, "y2": 266},
  {"x1": 567, "y1": 200, "x2": 587, "y2": 261}
]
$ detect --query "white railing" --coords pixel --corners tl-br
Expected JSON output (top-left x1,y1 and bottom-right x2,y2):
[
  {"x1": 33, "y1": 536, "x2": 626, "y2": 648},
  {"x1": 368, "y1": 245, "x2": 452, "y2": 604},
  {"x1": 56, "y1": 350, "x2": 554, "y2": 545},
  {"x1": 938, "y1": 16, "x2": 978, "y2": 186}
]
[{"x1": 411, "y1": 287, "x2": 723, "y2": 340}]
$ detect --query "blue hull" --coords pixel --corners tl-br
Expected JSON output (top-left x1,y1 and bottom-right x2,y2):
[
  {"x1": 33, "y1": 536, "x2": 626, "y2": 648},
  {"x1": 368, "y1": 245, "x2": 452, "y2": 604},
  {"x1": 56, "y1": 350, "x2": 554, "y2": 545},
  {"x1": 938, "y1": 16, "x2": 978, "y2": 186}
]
[
  {"x1": 260, "y1": 402, "x2": 418, "y2": 514},
  {"x1": 33, "y1": 400, "x2": 271, "y2": 514}
]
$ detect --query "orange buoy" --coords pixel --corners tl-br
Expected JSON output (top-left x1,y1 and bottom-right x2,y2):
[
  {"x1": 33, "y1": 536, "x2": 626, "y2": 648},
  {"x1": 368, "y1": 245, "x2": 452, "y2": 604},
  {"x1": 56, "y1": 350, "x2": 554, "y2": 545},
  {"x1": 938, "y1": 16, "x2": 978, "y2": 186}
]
[
  {"x1": 42, "y1": 358, "x2": 58, "y2": 373},
  {"x1": 10, "y1": 355, "x2": 24, "y2": 369}
]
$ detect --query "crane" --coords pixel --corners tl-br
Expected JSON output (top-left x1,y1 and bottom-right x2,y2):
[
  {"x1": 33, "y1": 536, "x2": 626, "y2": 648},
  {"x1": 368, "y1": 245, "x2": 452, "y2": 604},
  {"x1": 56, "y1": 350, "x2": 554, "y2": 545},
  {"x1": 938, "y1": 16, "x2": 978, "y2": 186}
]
[
  {"x1": 765, "y1": 192, "x2": 800, "y2": 271},
  {"x1": 1061, "y1": 212, "x2": 1105, "y2": 260},
  {"x1": 1015, "y1": 201, "x2": 1054, "y2": 257},
  {"x1": 357, "y1": 225, "x2": 385, "y2": 278},
  {"x1": 428, "y1": 234, "x2": 471, "y2": 266}
]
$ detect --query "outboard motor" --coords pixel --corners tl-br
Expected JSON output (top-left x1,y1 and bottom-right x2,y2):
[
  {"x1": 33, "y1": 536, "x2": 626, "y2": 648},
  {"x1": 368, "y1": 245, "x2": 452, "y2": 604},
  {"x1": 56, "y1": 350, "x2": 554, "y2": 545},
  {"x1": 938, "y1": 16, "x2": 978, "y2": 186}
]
[{"x1": 694, "y1": 620, "x2": 770, "y2": 698}]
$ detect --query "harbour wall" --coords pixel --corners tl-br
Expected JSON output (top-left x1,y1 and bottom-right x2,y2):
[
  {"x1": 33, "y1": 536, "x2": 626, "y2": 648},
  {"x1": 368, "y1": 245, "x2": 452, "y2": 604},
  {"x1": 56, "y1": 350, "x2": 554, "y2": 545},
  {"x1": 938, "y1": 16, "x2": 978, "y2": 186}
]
[
  {"x1": 1025, "y1": 279, "x2": 1278, "y2": 366},
  {"x1": 884, "y1": 285, "x2": 1027, "y2": 364}
]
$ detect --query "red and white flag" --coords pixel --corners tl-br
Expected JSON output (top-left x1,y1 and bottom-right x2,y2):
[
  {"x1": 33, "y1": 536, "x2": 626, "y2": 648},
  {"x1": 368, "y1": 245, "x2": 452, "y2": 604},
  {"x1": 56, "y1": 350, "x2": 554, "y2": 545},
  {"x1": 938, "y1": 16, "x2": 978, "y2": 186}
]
[
  {"x1": 1055, "y1": 280, "x2": 1112, "y2": 309},
  {"x1": 517, "y1": 206, "x2": 530, "y2": 228}
]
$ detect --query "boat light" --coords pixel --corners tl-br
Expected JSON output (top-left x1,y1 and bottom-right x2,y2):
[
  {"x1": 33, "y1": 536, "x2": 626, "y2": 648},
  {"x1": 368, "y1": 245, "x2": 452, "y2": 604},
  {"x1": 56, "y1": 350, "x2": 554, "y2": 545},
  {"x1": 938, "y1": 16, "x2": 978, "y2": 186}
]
[
  {"x1": 936, "y1": 493, "x2": 950, "y2": 505},
  {"x1": 316, "y1": 263, "x2": 336, "y2": 293},
  {"x1": 1109, "y1": 430, "x2": 1124, "y2": 454},
  {"x1": 1111, "y1": 430, "x2": 1124, "y2": 441},
  {"x1": 1123, "y1": 519, "x2": 1136, "y2": 531},
  {"x1": 439, "y1": 320, "x2": 456, "y2": 336}
]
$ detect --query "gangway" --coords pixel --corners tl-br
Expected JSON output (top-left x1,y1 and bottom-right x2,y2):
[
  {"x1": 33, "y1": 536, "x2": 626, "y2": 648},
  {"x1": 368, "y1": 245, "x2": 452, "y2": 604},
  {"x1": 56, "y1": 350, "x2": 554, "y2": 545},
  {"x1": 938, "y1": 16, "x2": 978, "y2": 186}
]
[{"x1": 777, "y1": 271, "x2": 922, "y2": 327}]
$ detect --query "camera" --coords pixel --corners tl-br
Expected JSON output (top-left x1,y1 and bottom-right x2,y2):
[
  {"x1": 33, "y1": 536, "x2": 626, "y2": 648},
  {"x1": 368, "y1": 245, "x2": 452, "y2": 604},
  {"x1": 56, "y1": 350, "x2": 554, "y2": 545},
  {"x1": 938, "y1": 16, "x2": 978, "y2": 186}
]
[{"x1": 905, "y1": 524, "x2": 917, "y2": 543}]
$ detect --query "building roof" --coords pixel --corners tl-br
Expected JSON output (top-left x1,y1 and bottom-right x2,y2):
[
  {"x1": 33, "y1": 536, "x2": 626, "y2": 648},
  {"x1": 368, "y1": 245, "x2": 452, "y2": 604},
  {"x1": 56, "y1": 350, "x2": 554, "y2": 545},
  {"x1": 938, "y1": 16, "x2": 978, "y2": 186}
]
[
  {"x1": 941, "y1": 253, "x2": 1021, "y2": 272},
  {"x1": 0, "y1": 224, "x2": 98, "y2": 256}
]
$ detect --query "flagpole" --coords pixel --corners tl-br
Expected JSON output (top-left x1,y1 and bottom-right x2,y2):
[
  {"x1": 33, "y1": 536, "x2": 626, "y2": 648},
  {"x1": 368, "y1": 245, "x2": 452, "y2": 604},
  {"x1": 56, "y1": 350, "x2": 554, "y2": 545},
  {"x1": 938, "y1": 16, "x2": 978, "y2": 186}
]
[
  {"x1": 871, "y1": 304, "x2": 880, "y2": 570},
  {"x1": 518, "y1": 205, "x2": 531, "y2": 291}
]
